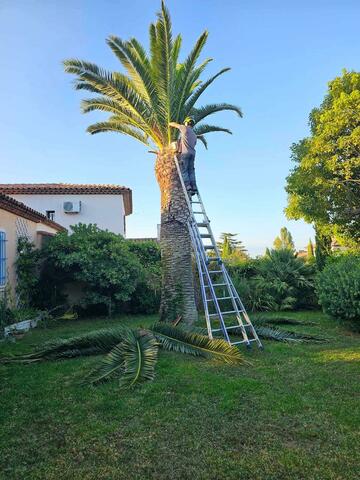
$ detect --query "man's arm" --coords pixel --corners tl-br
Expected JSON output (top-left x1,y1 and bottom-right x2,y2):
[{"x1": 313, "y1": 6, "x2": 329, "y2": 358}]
[{"x1": 169, "y1": 122, "x2": 181, "y2": 129}]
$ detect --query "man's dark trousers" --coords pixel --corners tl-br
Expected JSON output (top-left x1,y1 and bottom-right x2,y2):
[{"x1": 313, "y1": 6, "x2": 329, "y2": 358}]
[{"x1": 179, "y1": 152, "x2": 197, "y2": 192}]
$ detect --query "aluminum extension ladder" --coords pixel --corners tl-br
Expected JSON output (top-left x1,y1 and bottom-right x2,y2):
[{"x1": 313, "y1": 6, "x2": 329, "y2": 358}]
[{"x1": 174, "y1": 155, "x2": 263, "y2": 349}]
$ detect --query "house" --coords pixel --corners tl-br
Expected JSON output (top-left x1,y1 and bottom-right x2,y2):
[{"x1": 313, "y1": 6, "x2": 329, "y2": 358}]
[
  {"x1": 0, "y1": 183, "x2": 132, "y2": 236},
  {"x1": 0, "y1": 193, "x2": 65, "y2": 299}
]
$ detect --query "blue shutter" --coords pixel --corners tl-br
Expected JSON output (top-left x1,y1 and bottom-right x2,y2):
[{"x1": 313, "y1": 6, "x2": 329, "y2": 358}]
[{"x1": 0, "y1": 231, "x2": 6, "y2": 286}]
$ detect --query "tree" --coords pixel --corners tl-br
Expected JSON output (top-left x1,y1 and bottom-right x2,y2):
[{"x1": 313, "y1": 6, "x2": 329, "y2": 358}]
[
  {"x1": 285, "y1": 70, "x2": 360, "y2": 246},
  {"x1": 63, "y1": 1, "x2": 242, "y2": 324},
  {"x1": 306, "y1": 238, "x2": 315, "y2": 262},
  {"x1": 273, "y1": 227, "x2": 295, "y2": 251},
  {"x1": 217, "y1": 233, "x2": 248, "y2": 263},
  {"x1": 43, "y1": 224, "x2": 142, "y2": 316}
]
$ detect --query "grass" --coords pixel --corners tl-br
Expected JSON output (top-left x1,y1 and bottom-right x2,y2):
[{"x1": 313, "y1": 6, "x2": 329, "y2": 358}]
[{"x1": 0, "y1": 311, "x2": 359, "y2": 480}]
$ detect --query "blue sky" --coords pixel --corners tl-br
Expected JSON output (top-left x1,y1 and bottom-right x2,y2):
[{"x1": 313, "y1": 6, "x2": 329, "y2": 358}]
[{"x1": 1, "y1": 0, "x2": 359, "y2": 255}]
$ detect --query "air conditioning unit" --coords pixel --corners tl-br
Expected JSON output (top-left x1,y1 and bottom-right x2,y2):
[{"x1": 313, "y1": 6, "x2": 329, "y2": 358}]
[{"x1": 63, "y1": 201, "x2": 81, "y2": 214}]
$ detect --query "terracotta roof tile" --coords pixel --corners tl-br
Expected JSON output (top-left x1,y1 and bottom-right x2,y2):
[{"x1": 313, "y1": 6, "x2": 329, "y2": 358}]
[
  {"x1": 0, "y1": 193, "x2": 66, "y2": 232},
  {"x1": 0, "y1": 183, "x2": 133, "y2": 215}
]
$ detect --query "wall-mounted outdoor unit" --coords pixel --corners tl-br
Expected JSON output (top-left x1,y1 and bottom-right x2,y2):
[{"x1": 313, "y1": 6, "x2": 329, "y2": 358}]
[{"x1": 63, "y1": 200, "x2": 81, "y2": 214}]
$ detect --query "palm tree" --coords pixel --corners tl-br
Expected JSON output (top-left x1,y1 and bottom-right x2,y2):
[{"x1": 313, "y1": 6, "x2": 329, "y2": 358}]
[{"x1": 63, "y1": 1, "x2": 242, "y2": 324}]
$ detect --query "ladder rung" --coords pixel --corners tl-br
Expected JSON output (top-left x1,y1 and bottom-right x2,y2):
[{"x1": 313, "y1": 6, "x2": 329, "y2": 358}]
[
  {"x1": 209, "y1": 310, "x2": 236, "y2": 317},
  {"x1": 204, "y1": 245, "x2": 215, "y2": 250},
  {"x1": 193, "y1": 211, "x2": 203, "y2": 214},
  {"x1": 206, "y1": 257, "x2": 222, "y2": 263},
  {"x1": 202, "y1": 270, "x2": 222, "y2": 274},
  {"x1": 231, "y1": 339, "x2": 258, "y2": 345},
  {"x1": 212, "y1": 325, "x2": 240, "y2": 332},
  {"x1": 206, "y1": 296, "x2": 232, "y2": 302},
  {"x1": 191, "y1": 201, "x2": 201, "y2": 204},
  {"x1": 205, "y1": 283, "x2": 227, "y2": 287},
  {"x1": 200, "y1": 234, "x2": 212, "y2": 238},
  {"x1": 197, "y1": 222, "x2": 209, "y2": 227}
]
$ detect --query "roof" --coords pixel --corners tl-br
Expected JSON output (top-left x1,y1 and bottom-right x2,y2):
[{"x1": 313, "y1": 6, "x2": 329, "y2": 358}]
[
  {"x1": 0, "y1": 193, "x2": 66, "y2": 232},
  {"x1": 0, "y1": 183, "x2": 133, "y2": 216}
]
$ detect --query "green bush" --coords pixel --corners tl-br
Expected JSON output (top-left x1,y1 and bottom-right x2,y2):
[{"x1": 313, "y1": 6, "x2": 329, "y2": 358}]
[
  {"x1": 37, "y1": 224, "x2": 143, "y2": 316},
  {"x1": 125, "y1": 241, "x2": 161, "y2": 314},
  {"x1": 230, "y1": 250, "x2": 317, "y2": 311},
  {"x1": 316, "y1": 254, "x2": 360, "y2": 321}
]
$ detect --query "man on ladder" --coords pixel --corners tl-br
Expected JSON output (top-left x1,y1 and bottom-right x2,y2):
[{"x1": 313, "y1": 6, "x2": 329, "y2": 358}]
[{"x1": 169, "y1": 117, "x2": 198, "y2": 196}]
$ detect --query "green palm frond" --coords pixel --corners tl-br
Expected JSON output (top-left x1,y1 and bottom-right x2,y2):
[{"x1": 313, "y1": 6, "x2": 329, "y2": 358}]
[
  {"x1": 197, "y1": 135, "x2": 208, "y2": 149},
  {"x1": 0, "y1": 327, "x2": 129, "y2": 364},
  {"x1": 85, "y1": 329, "x2": 158, "y2": 387},
  {"x1": 250, "y1": 324, "x2": 327, "y2": 343},
  {"x1": 174, "y1": 30, "x2": 209, "y2": 119},
  {"x1": 251, "y1": 314, "x2": 317, "y2": 327},
  {"x1": 87, "y1": 121, "x2": 149, "y2": 145},
  {"x1": 192, "y1": 103, "x2": 243, "y2": 124},
  {"x1": 194, "y1": 124, "x2": 232, "y2": 136},
  {"x1": 184, "y1": 68, "x2": 231, "y2": 115},
  {"x1": 150, "y1": 323, "x2": 247, "y2": 365}
]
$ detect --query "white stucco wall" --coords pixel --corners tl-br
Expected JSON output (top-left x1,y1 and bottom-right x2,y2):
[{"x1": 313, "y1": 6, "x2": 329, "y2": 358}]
[{"x1": 10, "y1": 194, "x2": 126, "y2": 236}]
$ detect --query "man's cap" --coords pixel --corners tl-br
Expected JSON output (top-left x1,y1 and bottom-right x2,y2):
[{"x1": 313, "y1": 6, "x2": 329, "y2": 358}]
[{"x1": 184, "y1": 116, "x2": 195, "y2": 126}]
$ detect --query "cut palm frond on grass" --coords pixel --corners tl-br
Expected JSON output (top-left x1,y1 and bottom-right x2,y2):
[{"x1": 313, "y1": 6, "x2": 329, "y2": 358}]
[
  {"x1": 251, "y1": 314, "x2": 318, "y2": 327},
  {"x1": 85, "y1": 329, "x2": 158, "y2": 387},
  {"x1": 150, "y1": 323, "x2": 248, "y2": 365},
  {"x1": 247, "y1": 324, "x2": 327, "y2": 343},
  {"x1": 0, "y1": 327, "x2": 129, "y2": 364},
  {"x1": 182, "y1": 323, "x2": 326, "y2": 344}
]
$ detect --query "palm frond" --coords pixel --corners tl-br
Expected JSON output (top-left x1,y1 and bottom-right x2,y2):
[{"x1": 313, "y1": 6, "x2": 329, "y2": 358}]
[
  {"x1": 87, "y1": 121, "x2": 149, "y2": 145},
  {"x1": 0, "y1": 327, "x2": 129, "y2": 364},
  {"x1": 63, "y1": 59, "x2": 151, "y2": 126},
  {"x1": 150, "y1": 323, "x2": 247, "y2": 365},
  {"x1": 85, "y1": 329, "x2": 158, "y2": 387},
  {"x1": 251, "y1": 314, "x2": 317, "y2": 326},
  {"x1": 250, "y1": 324, "x2": 327, "y2": 343},
  {"x1": 174, "y1": 31, "x2": 209, "y2": 119},
  {"x1": 197, "y1": 135, "x2": 208, "y2": 149},
  {"x1": 184, "y1": 68, "x2": 231, "y2": 114},
  {"x1": 194, "y1": 124, "x2": 232, "y2": 136},
  {"x1": 192, "y1": 103, "x2": 243, "y2": 123}
]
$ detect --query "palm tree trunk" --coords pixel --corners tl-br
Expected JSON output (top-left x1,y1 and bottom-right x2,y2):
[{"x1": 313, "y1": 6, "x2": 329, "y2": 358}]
[{"x1": 155, "y1": 147, "x2": 198, "y2": 324}]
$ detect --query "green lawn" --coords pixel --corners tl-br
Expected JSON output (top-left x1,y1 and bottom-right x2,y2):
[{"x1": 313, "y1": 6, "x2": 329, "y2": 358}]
[{"x1": 1, "y1": 312, "x2": 359, "y2": 480}]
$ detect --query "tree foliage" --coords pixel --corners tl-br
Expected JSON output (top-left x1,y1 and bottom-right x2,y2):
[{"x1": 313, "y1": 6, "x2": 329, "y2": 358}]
[
  {"x1": 42, "y1": 224, "x2": 143, "y2": 316},
  {"x1": 316, "y1": 254, "x2": 360, "y2": 322},
  {"x1": 217, "y1": 233, "x2": 248, "y2": 264},
  {"x1": 273, "y1": 227, "x2": 295, "y2": 252},
  {"x1": 63, "y1": 1, "x2": 242, "y2": 151},
  {"x1": 285, "y1": 70, "x2": 360, "y2": 246}
]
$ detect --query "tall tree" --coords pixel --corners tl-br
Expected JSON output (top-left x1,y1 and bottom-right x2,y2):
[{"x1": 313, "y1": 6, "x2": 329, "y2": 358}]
[
  {"x1": 217, "y1": 233, "x2": 248, "y2": 263},
  {"x1": 273, "y1": 227, "x2": 295, "y2": 251},
  {"x1": 63, "y1": 2, "x2": 242, "y2": 324},
  {"x1": 285, "y1": 70, "x2": 360, "y2": 247},
  {"x1": 306, "y1": 238, "x2": 315, "y2": 262}
]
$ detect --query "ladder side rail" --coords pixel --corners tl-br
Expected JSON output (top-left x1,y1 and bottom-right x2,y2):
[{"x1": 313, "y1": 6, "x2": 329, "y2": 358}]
[
  {"x1": 195, "y1": 190, "x2": 223, "y2": 261},
  {"x1": 219, "y1": 263, "x2": 251, "y2": 346},
  {"x1": 189, "y1": 220, "x2": 230, "y2": 342},
  {"x1": 223, "y1": 268, "x2": 263, "y2": 348},
  {"x1": 188, "y1": 222, "x2": 213, "y2": 339}
]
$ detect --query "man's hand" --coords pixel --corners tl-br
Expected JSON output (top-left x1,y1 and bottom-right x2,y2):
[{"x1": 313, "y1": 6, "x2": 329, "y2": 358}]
[{"x1": 169, "y1": 122, "x2": 181, "y2": 129}]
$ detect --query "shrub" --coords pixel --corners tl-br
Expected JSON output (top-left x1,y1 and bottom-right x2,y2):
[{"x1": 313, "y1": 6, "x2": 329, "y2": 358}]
[
  {"x1": 316, "y1": 254, "x2": 360, "y2": 321},
  {"x1": 230, "y1": 250, "x2": 317, "y2": 311},
  {"x1": 38, "y1": 224, "x2": 143, "y2": 316},
  {"x1": 125, "y1": 241, "x2": 161, "y2": 314}
]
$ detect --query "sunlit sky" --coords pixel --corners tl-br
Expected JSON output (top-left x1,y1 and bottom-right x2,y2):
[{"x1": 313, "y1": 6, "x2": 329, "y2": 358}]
[{"x1": 1, "y1": 0, "x2": 359, "y2": 255}]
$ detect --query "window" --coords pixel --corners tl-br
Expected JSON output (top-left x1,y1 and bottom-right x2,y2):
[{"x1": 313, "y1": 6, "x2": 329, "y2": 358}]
[
  {"x1": 46, "y1": 210, "x2": 55, "y2": 221},
  {"x1": 0, "y1": 231, "x2": 6, "y2": 287}
]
